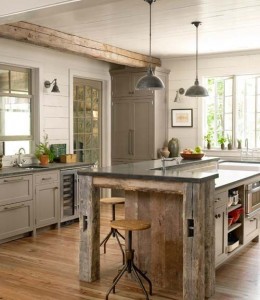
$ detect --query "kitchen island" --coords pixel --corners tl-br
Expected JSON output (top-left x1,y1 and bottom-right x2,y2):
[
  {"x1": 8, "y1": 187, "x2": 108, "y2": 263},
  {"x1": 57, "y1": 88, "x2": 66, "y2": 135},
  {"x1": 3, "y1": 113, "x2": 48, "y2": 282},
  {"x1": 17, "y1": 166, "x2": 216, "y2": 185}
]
[{"x1": 78, "y1": 157, "x2": 219, "y2": 300}]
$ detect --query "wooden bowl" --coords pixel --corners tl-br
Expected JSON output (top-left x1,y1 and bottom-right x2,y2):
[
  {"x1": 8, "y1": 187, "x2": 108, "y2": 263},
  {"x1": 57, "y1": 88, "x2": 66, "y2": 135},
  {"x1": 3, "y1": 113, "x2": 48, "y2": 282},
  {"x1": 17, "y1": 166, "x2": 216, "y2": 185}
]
[{"x1": 180, "y1": 153, "x2": 205, "y2": 160}]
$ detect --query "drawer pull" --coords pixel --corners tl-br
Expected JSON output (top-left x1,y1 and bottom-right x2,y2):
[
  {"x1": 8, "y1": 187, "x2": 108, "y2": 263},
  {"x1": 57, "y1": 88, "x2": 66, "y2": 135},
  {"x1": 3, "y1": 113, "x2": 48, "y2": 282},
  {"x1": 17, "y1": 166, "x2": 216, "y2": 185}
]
[
  {"x1": 249, "y1": 218, "x2": 256, "y2": 222},
  {"x1": 42, "y1": 177, "x2": 52, "y2": 181},
  {"x1": 4, "y1": 204, "x2": 25, "y2": 211},
  {"x1": 3, "y1": 177, "x2": 24, "y2": 183}
]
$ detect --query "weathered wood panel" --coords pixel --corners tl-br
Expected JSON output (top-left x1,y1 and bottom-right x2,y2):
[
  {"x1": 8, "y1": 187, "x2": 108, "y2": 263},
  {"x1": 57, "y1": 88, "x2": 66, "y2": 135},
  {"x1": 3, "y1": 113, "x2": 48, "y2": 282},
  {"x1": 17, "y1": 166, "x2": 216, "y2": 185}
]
[
  {"x1": 0, "y1": 22, "x2": 161, "y2": 68},
  {"x1": 78, "y1": 175, "x2": 100, "y2": 282}
]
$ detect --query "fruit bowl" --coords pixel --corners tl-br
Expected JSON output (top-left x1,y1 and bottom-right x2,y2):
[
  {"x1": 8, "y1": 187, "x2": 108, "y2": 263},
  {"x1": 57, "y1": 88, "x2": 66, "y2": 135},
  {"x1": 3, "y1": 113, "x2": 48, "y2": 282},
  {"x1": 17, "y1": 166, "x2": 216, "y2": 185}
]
[{"x1": 180, "y1": 153, "x2": 205, "y2": 160}]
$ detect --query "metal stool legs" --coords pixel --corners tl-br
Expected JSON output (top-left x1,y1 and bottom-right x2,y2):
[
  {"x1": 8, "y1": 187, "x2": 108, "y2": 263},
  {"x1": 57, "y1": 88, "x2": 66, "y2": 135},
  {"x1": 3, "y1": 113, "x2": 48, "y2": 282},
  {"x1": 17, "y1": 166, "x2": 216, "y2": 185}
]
[
  {"x1": 100, "y1": 204, "x2": 125, "y2": 264},
  {"x1": 105, "y1": 230, "x2": 152, "y2": 300}
]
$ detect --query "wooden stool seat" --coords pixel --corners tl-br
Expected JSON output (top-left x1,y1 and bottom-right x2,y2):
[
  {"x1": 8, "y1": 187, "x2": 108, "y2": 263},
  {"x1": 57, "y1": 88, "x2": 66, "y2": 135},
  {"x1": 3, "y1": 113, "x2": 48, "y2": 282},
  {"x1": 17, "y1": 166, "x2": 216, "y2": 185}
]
[
  {"x1": 106, "y1": 219, "x2": 152, "y2": 300},
  {"x1": 111, "y1": 219, "x2": 151, "y2": 231},
  {"x1": 100, "y1": 197, "x2": 125, "y2": 264},
  {"x1": 100, "y1": 197, "x2": 125, "y2": 205}
]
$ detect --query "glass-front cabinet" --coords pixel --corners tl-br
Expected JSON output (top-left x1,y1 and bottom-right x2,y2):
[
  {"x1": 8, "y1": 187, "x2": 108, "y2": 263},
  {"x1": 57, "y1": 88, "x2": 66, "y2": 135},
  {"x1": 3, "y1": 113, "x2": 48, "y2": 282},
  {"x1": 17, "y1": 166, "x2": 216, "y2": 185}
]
[{"x1": 73, "y1": 78, "x2": 101, "y2": 165}]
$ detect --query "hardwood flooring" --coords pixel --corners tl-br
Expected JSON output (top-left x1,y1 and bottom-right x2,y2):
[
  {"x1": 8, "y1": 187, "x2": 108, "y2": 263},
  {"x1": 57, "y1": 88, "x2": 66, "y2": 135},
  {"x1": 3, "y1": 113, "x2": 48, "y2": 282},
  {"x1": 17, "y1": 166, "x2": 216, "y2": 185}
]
[{"x1": 0, "y1": 203, "x2": 259, "y2": 300}]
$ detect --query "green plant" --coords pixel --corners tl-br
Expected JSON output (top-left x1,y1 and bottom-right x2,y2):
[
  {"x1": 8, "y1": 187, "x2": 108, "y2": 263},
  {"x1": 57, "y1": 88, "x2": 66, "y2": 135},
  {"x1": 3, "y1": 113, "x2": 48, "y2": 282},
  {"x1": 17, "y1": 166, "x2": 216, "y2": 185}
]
[
  {"x1": 218, "y1": 136, "x2": 227, "y2": 145},
  {"x1": 204, "y1": 132, "x2": 213, "y2": 143},
  {"x1": 34, "y1": 132, "x2": 54, "y2": 162}
]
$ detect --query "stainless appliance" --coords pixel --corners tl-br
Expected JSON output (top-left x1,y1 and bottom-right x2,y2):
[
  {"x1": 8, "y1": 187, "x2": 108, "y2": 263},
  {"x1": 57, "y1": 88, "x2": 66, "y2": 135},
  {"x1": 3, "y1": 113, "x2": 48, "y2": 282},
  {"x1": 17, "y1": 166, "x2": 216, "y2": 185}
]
[{"x1": 245, "y1": 181, "x2": 260, "y2": 216}]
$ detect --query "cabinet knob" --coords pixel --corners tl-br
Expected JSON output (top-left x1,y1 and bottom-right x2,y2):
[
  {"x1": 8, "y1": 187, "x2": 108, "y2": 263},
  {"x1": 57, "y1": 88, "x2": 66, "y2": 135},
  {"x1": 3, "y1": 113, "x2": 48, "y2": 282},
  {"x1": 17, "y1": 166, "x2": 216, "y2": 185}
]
[{"x1": 215, "y1": 214, "x2": 218, "y2": 219}]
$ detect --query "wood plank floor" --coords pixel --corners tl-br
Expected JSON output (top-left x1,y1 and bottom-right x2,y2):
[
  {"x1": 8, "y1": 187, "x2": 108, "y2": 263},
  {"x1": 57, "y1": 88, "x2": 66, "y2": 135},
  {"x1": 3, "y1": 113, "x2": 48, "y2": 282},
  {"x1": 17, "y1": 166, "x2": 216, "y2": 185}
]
[{"x1": 0, "y1": 203, "x2": 259, "y2": 300}]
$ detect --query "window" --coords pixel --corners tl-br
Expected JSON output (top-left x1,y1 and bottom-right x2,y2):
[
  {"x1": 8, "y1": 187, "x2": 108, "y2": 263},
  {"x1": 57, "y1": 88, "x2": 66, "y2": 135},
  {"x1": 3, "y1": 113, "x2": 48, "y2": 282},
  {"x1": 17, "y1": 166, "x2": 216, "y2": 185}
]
[
  {"x1": 204, "y1": 75, "x2": 260, "y2": 149},
  {"x1": 0, "y1": 65, "x2": 33, "y2": 155},
  {"x1": 73, "y1": 78, "x2": 102, "y2": 164}
]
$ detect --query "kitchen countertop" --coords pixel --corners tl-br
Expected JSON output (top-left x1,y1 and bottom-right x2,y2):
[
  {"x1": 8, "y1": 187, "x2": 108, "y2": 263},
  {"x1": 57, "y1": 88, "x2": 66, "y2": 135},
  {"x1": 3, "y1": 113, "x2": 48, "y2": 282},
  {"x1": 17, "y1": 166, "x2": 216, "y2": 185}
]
[
  {"x1": 78, "y1": 156, "x2": 220, "y2": 183},
  {"x1": 0, "y1": 162, "x2": 93, "y2": 177},
  {"x1": 215, "y1": 169, "x2": 260, "y2": 189}
]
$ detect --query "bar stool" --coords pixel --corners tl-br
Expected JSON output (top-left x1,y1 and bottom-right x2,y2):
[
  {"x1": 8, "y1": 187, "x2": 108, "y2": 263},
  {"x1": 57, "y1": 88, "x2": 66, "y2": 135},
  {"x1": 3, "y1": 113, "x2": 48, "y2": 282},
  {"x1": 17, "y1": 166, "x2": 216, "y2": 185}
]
[
  {"x1": 105, "y1": 219, "x2": 152, "y2": 300},
  {"x1": 100, "y1": 197, "x2": 125, "y2": 263}
]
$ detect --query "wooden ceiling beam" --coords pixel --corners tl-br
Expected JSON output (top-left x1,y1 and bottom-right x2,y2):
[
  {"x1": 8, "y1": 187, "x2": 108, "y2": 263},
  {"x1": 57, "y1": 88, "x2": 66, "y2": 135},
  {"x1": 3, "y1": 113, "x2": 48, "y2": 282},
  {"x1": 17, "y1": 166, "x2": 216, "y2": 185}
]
[{"x1": 0, "y1": 21, "x2": 161, "y2": 68}]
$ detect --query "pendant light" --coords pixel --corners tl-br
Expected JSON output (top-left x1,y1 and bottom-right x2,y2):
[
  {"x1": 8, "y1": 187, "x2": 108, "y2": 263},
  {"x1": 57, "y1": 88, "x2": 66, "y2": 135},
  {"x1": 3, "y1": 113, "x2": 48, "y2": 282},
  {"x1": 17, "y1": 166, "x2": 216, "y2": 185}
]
[
  {"x1": 135, "y1": 0, "x2": 165, "y2": 90},
  {"x1": 185, "y1": 21, "x2": 208, "y2": 97}
]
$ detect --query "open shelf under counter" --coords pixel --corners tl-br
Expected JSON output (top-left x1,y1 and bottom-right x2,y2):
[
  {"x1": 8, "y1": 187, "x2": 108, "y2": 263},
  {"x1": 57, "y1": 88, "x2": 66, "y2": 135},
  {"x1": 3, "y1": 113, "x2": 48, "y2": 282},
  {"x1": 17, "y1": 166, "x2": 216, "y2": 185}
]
[
  {"x1": 228, "y1": 203, "x2": 242, "y2": 213},
  {"x1": 228, "y1": 222, "x2": 242, "y2": 233}
]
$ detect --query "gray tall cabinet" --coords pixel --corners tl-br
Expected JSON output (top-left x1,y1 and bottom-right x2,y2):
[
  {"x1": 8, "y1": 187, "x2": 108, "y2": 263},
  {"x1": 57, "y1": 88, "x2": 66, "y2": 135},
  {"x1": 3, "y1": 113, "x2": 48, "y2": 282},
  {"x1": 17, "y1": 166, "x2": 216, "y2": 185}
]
[{"x1": 110, "y1": 67, "x2": 169, "y2": 165}]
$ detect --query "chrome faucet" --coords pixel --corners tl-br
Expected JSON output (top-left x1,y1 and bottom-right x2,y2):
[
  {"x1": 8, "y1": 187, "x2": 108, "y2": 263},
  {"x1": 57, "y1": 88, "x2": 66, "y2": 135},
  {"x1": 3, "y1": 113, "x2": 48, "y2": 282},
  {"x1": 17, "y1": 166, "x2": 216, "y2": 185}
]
[
  {"x1": 17, "y1": 147, "x2": 26, "y2": 167},
  {"x1": 161, "y1": 157, "x2": 180, "y2": 171}
]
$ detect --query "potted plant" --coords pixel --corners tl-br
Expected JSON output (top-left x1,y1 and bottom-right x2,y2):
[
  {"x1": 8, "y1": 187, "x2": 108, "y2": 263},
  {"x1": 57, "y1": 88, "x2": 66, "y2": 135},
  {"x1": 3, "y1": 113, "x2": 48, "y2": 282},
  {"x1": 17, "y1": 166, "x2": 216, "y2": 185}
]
[
  {"x1": 218, "y1": 136, "x2": 227, "y2": 150},
  {"x1": 227, "y1": 135, "x2": 232, "y2": 150},
  {"x1": 34, "y1": 133, "x2": 54, "y2": 165},
  {"x1": 204, "y1": 132, "x2": 213, "y2": 149},
  {"x1": 237, "y1": 139, "x2": 242, "y2": 149}
]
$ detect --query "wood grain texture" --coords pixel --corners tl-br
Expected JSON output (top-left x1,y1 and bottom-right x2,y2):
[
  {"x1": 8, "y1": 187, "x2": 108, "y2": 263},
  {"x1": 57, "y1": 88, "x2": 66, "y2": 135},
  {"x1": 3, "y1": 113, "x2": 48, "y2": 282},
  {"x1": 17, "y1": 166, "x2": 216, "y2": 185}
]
[
  {"x1": 79, "y1": 175, "x2": 100, "y2": 282},
  {"x1": 0, "y1": 22, "x2": 161, "y2": 68},
  {"x1": 0, "y1": 203, "x2": 259, "y2": 299}
]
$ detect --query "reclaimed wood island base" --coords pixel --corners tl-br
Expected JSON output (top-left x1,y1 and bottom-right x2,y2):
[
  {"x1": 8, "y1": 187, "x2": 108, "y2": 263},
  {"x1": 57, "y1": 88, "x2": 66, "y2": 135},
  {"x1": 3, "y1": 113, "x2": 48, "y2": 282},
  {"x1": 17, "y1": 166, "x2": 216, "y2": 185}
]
[{"x1": 78, "y1": 158, "x2": 219, "y2": 300}]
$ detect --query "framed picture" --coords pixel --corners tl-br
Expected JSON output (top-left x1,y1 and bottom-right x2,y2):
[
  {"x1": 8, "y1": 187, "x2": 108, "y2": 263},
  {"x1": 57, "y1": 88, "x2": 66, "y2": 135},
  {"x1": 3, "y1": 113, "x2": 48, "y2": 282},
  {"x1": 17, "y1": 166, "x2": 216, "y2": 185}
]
[{"x1": 171, "y1": 109, "x2": 193, "y2": 127}]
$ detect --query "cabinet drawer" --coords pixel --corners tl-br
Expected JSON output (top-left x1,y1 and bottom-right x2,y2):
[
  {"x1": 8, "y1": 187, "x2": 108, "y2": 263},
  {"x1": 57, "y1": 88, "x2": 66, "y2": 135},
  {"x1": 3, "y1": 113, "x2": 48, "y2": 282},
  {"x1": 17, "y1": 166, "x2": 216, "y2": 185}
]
[
  {"x1": 0, "y1": 175, "x2": 33, "y2": 206},
  {"x1": 214, "y1": 191, "x2": 228, "y2": 208},
  {"x1": 244, "y1": 215, "x2": 259, "y2": 242},
  {"x1": 0, "y1": 200, "x2": 33, "y2": 240},
  {"x1": 35, "y1": 171, "x2": 59, "y2": 185}
]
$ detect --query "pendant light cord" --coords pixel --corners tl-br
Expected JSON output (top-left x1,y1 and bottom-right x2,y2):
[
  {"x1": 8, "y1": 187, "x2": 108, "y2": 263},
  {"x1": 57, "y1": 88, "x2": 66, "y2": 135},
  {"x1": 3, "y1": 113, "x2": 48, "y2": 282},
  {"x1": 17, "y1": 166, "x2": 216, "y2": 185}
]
[{"x1": 196, "y1": 24, "x2": 198, "y2": 81}]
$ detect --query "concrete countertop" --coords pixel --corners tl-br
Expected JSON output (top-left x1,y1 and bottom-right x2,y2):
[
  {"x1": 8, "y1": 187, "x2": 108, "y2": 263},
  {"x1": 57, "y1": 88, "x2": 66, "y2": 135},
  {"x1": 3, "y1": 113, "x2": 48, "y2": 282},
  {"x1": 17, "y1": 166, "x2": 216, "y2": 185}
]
[
  {"x1": 0, "y1": 162, "x2": 93, "y2": 177},
  {"x1": 78, "y1": 157, "x2": 220, "y2": 183},
  {"x1": 215, "y1": 169, "x2": 260, "y2": 189}
]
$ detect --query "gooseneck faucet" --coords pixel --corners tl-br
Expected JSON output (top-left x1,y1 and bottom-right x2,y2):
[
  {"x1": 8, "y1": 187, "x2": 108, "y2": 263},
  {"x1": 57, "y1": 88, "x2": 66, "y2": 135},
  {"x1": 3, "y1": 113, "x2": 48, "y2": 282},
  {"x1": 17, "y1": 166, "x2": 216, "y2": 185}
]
[
  {"x1": 161, "y1": 157, "x2": 180, "y2": 171},
  {"x1": 17, "y1": 147, "x2": 26, "y2": 167}
]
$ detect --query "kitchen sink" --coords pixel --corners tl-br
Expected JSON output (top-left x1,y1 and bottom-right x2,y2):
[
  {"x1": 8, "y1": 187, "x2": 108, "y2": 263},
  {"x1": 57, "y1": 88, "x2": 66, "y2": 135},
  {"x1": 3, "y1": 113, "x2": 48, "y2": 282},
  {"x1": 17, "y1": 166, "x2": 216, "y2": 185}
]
[
  {"x1": 19, "y1": 165, "x2": 48, "y2": 170},
  {"x1": 218, "y1": 161, "x2": 260, "y2": 171}
]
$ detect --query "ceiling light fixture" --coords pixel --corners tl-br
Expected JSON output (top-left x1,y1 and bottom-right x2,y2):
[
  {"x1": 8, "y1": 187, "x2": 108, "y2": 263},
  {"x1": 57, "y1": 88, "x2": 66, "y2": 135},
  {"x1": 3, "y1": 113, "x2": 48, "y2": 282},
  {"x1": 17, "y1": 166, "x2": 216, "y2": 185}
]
[
  {"x1": 185, "y1": 21, "x2": 208, "y2": 97},
  {"x1": 135, "y1": 0, "x2": 165, "y2": 90},
  {"x1": 44, "y1": 79, "x2": 60, "y2": 93}
]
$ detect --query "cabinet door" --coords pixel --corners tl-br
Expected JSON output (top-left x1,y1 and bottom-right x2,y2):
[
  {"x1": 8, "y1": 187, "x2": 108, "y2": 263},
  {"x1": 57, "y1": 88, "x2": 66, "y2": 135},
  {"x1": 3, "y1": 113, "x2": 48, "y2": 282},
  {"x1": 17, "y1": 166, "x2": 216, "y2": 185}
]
[
  {"x1": 244, "y1": 215, "x2": 259, "y2": 243},
  {"x1": 111, "y1": 101, "x2": 132, "y2": 160},
  {"x1": 111, "y1": 73, "x2": 132, "y2": 98},
  {"x1": 132, "y1": 100, "x2": 154, "y2": 160},
  {"x1": 215, "y1": 204, "x2": 228, "y2": 266},
  {"x1": 35, "y1": 182, "x2": 59, "y2": 228},
  {"x1": 0, "y1": 200, "x2": 33, "y2": 241}
]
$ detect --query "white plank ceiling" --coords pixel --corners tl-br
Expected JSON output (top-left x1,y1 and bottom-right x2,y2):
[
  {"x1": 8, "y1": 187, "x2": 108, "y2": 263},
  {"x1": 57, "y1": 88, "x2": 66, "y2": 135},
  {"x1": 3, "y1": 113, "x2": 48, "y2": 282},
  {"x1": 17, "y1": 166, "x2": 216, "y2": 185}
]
[{"x1": 1, "y1": 0, "x2": 260, "y2": 58}]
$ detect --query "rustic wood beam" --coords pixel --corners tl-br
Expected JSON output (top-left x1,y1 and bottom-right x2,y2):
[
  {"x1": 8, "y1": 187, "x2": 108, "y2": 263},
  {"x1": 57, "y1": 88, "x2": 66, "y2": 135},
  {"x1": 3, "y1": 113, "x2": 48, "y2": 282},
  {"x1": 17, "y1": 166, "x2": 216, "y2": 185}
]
[{"x1": 0, "y1": 21, "x2": 161, "y2": 68}]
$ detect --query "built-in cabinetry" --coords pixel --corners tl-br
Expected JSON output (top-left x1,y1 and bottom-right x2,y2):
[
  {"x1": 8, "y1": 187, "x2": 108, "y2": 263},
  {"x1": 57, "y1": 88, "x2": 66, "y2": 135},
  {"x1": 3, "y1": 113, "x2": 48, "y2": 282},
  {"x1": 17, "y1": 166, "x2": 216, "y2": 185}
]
[
  {"x1": 110, "y1": 67, "x2": 169, "y2": 164},
  {"x1": 0, "y1": 175, "x2": 33, "y2": 241},
  {"x1": 34, "y1": 171, "x2": 60, "y2": 229},
  {"x1": 215, "y1": 180, "x2": 260, "y2": 267}
]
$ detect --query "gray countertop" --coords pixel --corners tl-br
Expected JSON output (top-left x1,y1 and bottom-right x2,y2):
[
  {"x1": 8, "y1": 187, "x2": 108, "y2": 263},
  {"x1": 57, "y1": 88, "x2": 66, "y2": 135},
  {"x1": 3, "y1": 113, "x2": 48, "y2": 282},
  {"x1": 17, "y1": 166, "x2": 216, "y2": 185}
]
[
  {"x1": 78, "y1": 157, "x2": 220, "y2": 183},
  {"x1": 0, "y1": 162, "x2": 93, "y2": 177},
  {"x1": 215, "y1": 169, "x2": 260, "y2": 189}
]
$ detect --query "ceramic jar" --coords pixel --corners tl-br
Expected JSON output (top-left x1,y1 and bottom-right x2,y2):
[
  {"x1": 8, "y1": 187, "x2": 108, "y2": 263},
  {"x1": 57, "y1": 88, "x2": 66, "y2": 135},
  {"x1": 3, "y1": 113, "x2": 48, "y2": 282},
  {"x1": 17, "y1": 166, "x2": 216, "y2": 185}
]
[
  {"x1": 168, "y1": 138, "x2": 179, "y2": 158},
  {"x1": 160, "y1": 147, "x2": 170, "y2": 158}
]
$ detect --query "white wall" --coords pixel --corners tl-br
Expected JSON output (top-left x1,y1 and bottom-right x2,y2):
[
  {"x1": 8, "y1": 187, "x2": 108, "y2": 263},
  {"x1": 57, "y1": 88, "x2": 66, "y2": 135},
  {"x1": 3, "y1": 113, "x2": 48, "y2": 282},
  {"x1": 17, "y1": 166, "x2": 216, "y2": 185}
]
[
  {"x1": 0, "y1": 38, "x2": 112, "y2": 167},
  {"x1": 162, "y1": 51, "x2": 260, "y2": 151}
]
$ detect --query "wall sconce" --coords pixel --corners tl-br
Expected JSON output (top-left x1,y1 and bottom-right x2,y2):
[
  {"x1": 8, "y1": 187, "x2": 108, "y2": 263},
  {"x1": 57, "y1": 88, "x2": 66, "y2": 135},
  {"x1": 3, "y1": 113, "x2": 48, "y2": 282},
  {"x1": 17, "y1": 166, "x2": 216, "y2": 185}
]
[
  {"x1": 174, "y1": 88, "x2": 185, "y2": 102},
  {"x1": 44, "y1": 79, "x2": 60, "y2": 93}
]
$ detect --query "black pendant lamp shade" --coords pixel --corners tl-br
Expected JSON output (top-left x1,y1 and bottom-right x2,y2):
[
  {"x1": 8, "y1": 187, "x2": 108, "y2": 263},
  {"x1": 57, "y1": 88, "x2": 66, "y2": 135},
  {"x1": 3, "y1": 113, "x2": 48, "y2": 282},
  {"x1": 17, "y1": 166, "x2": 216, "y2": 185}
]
[
  {"x1": 136, "y1": 0, "x2": 165, "y2": 90},
  {"x1": 185, "y1": 21, "x2": 208, "y2": 97},
  {"x1": 44, "y1": 78, "x2": 60, "y2": 93}
]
